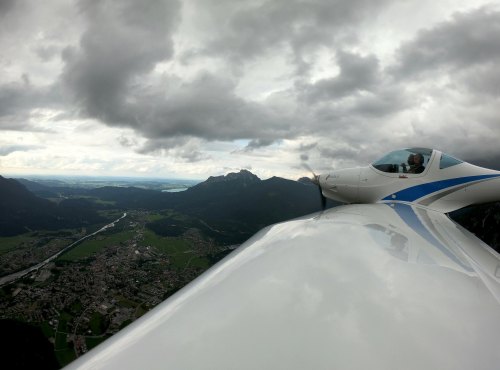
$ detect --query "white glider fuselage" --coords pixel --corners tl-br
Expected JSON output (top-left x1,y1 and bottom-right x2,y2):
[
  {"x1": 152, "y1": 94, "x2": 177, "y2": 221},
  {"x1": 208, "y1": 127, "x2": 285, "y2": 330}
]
[{"x1": 319, "y1": 148, "x2": 500, "y2": 212}]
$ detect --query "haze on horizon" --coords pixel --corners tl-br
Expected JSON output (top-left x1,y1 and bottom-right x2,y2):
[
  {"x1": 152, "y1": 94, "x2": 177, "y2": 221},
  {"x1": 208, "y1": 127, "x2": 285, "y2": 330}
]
[{"x1": 1, "y1": 0, "x2": 500, "y2": 180}]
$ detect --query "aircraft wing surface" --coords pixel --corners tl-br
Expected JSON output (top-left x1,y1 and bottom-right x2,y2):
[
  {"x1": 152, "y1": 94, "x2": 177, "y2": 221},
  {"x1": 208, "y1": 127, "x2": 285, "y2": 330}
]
[{"x1": 65, "y1": 203, "x2": 500, "y2": 370}]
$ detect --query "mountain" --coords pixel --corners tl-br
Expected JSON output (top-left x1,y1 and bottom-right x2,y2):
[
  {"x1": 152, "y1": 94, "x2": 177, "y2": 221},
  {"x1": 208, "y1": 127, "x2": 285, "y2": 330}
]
[
  {"x1": 5, "y1": 171, "x2": 330, "y2": 243},
  {"x1": 0, "y1": 176, "x2": 58, "y2": 235},
  {"x1": 87, "y1": 170, "x2": 333, "y2": 244},
  {"x1": 6, "y1": 171, "x2": 500, "y2": 251},
  {"x1": 15, "y1": 178, "x2": 59, "y2": 198},
  {"x1": 87, "y1": 170, "x2": 500, "y2": 249},
  {"x1": 0, "y1": 176, "x2": 103, "y2": 236},
  {"x1": 175, "y1": 171, "x2": 324, "y2": 222},
  {"x1": 147, "y1": 170, "x2": 334, "y2": 244},
  {"x1": 202, "y1": 169, "x2": 260, "y2": 184}
]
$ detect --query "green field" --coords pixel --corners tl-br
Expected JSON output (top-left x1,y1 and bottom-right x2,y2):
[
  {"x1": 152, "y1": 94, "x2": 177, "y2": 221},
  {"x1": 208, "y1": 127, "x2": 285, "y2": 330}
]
[
  {"x1": 116, "y1": 296, "x2": 139, "y2": 309},
  {"x1": 57, "y1": 311, "x2": 72, "y2": 333},
  {"x1": 189, "y1": 256, "x2": 210, "y2": 269},
  {"x1": 146, "y1": 212, "x2": 166, "y2": 222},
  {"x1": 68, "y1": 195, "x2": 117, "y2": 206},
  {"x1": 119, "y1": 319, "x2": 132, "y2": 329},
  {"x1": 58, "y1": 230, "x2": 134, "y2": 261},
  {"x1": 0, "y1": 229, "x2": 80, "y2": 256},
  {"x1": 39, "y1": 321, "x2": 55, "y2": 338},
  {"x1": 89, "y1": 312, "x2": 106, "y2": 335},
  {"x1": 140, "y1": 229, "x2": 209, "y2": 269},
  {"x1": 70, "y1": 300, "x2": 83, "y2": 314},
  {"x1": 86, "y1": 336, "x2": 110, "y2": 350},
  {"x1": 91, "y1": 198, "x2": 117, "y2": 206},
  {"x1": 135, "y1": 304, "x2": 148, "y2": 318},
  {"x1": 0, "y1": 234, "x2": 35, "y2": 255},
  {"x1": 55, "y1": 332, "x2": 68, "y2": 350},
  {"x1": 55, "y1": 348, "x2": 76, "y2": 367},
  {"x1": 97, "y1": 209, "x2": 124, "y2": 220},
  {"x1": 141, "y1": 229, "x2": 189, "y2": 253}
]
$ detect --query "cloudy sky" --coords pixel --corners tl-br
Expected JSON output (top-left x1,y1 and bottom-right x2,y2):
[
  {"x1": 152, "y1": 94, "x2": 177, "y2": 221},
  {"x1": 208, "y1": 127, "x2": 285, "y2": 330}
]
[{"x1": 1, "y1": 0, "x2": 500, "y2": 180}]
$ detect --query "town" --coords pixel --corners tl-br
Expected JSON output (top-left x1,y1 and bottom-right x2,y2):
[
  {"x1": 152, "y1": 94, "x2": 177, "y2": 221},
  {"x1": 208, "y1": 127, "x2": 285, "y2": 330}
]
[{"x1": 0, "y1": 210, "x2": 233, "y2": 367}]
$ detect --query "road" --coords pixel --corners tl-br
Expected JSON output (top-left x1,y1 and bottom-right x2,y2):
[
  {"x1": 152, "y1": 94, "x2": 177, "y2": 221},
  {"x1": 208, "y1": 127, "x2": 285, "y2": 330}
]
[{"x1": 0, "y1": 213, "x2": 127, "y2": 287}]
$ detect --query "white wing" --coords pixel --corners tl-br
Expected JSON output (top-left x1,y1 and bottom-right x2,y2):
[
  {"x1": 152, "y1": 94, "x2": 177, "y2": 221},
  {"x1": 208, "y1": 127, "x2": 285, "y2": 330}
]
[{"x1": 65, "y1": 203, "x2": 500, "y2": 370}]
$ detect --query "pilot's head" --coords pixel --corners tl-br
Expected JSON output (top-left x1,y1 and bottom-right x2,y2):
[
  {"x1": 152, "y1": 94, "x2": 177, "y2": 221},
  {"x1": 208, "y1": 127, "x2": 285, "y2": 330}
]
[
  {"x1": 407, "y1": 154, "x2": 415, "y2": 165},
  {"x1": 414, "y1": 153, "x2": 423, "y2": 165}
]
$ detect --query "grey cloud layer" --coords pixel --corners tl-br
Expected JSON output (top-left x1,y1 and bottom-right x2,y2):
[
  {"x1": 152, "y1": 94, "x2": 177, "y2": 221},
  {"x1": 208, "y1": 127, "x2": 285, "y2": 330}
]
[
  {"x1": 61, "y1": 0, "x2": 300, "y2": 152},
  {"x1": 0, "y1": 144, "x2": 42, "y2": 156},
  {"x1": 58, "y1": 0, "x2": 401, "y2": 153},
  {"x1": 393, "y1": 6, "x2": 500, "y2": 77},
  {"x1": 0, "y1": 81, "x2": 64, "y2": 131},
  {"x1": 193, "y1": 0, "x2": 393, "y2": 64},
  {"x1": 301, "y1": 51, "x2": 381, "y2": 101},
  {"x1": 2, "y1": 0, "x2": 500, "y2": 167}
]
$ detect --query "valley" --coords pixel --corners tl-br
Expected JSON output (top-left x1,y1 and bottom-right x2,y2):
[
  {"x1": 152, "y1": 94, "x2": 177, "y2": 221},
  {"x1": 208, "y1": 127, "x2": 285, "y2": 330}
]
[{"x1": 0, "y1": 171, "x2": 325, "y2": 368}]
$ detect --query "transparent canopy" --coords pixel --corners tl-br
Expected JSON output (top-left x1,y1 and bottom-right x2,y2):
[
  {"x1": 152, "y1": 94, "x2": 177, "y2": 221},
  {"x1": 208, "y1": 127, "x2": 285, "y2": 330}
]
[
  {"x1": 372, "y1": 148, "x2": 433, "y2": 174},
  {"x1": 439, "y1": 153, "x2": 463, "y2": 169}
]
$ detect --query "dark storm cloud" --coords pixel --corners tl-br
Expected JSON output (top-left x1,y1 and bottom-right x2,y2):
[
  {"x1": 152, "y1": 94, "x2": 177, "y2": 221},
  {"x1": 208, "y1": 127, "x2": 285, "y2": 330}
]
[
  {"x1": 244, "y1": 138, "x2": 275, "y2": 151},
  {"x1": 137, "y1": 137, "x2": 208, "y2": 162},
  {"x1": 351, "y1": 88, "x2": 410, "y2": 118},
  {"x1": 194, "y1": 0, "x2": 393, "y2": 67},
  {"x1": 94, "y1": 69, "x2": 296, "y2": 152},
  {"x1": 125, "y1": 73, "x2": 296, "y2": 147},
  {"x1": 0, "y1": 81, "x2": 62, "y2": 131},
  {"x1": 0, "y1": 82, "x2": 36, "y2": 118},
  {"x1": 298, "y1": 142, "x2": 318, "y2": 151},
  {"x1": 137, "y1": 137, "x2": 189, "y2": 153},
  {"x1": 146, "y1": 74, "x2": 294, "y2": 139},
  {"x1": 0, "y1": 0, "x2": 15, "y2": 17},
  {"x1": 179, "y1": 149, "x2": 208, "y2": 162},
  {"x1": 34, "y1": 45, "x2": 60, "y2": 62},
  {"x1": 459, "y1": 63, "x2": 500, "y2": 97},
  {"x1": 62, "y1": 0, "x2": 181, "y2": 124},
  {"x1": 61, "y1": 0, "x2": 301, "y2": 151},
  {"x1": 58, "y1": 0, "x2": 496, "y2": 158},
  {"x1": 6, "y1": 0, "x2": 494, "y2": 171},
  {"x1": 392, "y1": 6, "x2": 500, "y2": 77},
  {"x1": 295, "y1": 50, "x2": 410, "y2": 125},
  {"x1": 317, "y1": 145, "x2": 359, "y2": 159},
  {"x1": 301, "y1": 51, "x2": 380, "y2": 102},
  {"x1": 466, "y1": 156, "x2": 500, "y2": 171},
  {"x1": 117, "y1": 134, "x2": 138, "y2": 148}
]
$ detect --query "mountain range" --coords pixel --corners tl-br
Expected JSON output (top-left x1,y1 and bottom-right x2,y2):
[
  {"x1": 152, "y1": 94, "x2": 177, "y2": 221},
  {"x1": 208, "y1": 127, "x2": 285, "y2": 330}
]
[
  {"x1": 0, "y1": 176, "x2": 104, "y2": 236},
  {"x1": 3, "y1": 171, "x2": 500, "y2": 252},
  {"x1": 1, "y1": 171, "x2": 334, "y2": 243}
]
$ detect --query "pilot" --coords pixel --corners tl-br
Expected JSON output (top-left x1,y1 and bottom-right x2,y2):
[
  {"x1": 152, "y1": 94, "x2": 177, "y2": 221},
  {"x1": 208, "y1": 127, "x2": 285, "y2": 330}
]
[
  {"x1": 410, "y1": 153, "x2": 425, "y2": 174},
  {"x1": 401, "y1": 154, "x2": 415, "y2": 173}
]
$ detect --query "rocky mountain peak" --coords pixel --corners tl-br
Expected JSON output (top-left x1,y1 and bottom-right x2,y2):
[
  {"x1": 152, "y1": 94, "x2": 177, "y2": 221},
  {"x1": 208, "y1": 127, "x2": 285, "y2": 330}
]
[{"x1": 204, "y1": 169, "x2": 260, "y2": 184}]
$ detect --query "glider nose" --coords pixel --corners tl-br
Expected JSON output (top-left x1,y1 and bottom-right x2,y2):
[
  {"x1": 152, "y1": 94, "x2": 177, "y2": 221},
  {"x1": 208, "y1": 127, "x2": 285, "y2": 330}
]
[{"x1": 319, "y1": 168, "x2": 361, "y2": 203}]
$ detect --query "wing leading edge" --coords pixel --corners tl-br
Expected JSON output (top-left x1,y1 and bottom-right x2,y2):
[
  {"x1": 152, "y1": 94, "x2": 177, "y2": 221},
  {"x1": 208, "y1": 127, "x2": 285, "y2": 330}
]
[{"x1": 65, "y1": 203, "x2": 500, "y2": 370}]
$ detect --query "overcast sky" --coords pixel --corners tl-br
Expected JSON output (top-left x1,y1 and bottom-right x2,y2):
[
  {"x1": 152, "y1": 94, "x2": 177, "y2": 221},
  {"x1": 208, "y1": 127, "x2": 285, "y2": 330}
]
[{"x1": 1, "y1": 0, "x2": 499, "y2": 180}]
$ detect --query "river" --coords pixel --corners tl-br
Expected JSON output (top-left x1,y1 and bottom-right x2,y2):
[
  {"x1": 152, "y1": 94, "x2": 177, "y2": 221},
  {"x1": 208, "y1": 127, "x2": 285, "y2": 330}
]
[{"x1": 0, "y1": 212, "x2": 127, "y2": 287}]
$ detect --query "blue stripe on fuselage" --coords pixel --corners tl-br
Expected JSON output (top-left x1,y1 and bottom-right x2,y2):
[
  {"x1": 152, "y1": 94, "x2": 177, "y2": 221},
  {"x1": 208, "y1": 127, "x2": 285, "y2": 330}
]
[
  {"x1": 382, "y1": 174, "x2": 500, "y2": 202},
  {"x1": 389, "y1": 203, "x2": 473, "y2": 272}
]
